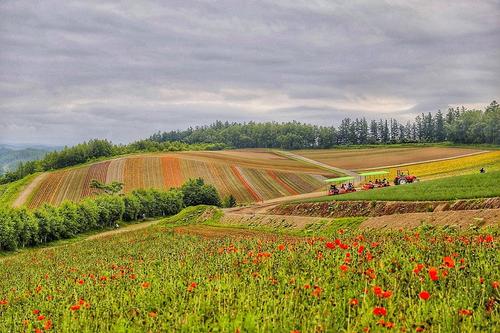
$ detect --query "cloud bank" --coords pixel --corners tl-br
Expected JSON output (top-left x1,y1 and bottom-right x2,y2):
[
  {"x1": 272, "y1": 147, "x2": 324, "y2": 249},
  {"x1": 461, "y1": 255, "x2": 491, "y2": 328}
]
[{"x1": 1, "y1": 0, "x2": 499, "y2": 144}]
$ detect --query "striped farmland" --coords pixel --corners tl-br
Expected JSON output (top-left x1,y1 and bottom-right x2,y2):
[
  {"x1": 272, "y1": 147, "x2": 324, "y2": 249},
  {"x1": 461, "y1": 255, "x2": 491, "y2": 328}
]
[{"x1": 22, "y1": 152, "x2": 328, "y2": 208}]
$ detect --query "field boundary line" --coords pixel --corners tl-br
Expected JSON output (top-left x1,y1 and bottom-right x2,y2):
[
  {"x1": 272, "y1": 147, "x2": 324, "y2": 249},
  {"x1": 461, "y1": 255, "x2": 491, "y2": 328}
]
[
  {"x1": 274, "y1": 150, "x2": 359, "y2": 178},
  {"x1": 355, "y1": 150, "x2": 490, "y2": 171}
]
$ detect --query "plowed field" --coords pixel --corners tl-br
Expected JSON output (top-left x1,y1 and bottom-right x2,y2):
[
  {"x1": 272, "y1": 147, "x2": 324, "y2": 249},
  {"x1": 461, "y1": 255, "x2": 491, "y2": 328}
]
[
  {"x1": 295, "y1": 147, "x2": 484, "y2": 170},
  {"x1": 22, "y1": 151, "x2": 327, "y2": 208}
]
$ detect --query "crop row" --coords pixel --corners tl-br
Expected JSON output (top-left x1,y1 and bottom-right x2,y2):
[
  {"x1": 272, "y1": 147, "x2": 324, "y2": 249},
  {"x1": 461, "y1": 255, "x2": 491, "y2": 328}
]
[
  {"x1": 25, "y1": 155, "x2": 325, "y2": 208},
  {"x1": 384, "y1": 151, "x2": 500, "y2": 180}
]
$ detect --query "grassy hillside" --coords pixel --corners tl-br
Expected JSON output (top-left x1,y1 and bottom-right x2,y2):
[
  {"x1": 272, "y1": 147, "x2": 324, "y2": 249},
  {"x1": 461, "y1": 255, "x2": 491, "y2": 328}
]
[
  {"x1": 0, "y1": 146, "x2": 51, "y2": 174},
  {"x1": 0, "y1": 207, "x2": 497, "y2": 332},
  {"x1": 305, "y1": 171, "x2": 500, "y2": 202}
]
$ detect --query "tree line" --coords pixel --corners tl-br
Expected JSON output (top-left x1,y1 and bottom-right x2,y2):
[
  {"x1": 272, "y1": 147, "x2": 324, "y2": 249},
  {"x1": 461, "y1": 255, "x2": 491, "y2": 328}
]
[
  {"x1": 0, "y1": 139, "x2": 226, "y2": 184},
  {"x1": 0, "y1": 178, "x2": 227, "y2": 251},
  {"x1": 150, "y1": 101, "x2": 499, "y2": 149}
]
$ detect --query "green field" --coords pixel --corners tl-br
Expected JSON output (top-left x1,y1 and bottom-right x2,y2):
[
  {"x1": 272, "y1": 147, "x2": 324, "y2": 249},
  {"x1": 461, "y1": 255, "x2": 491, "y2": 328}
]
[
  {"x1": 304, "y1": 171, "x2": 500, "y2": 202},
  {"x1": 0, "y1": 206, "x2": 498, "y2": 332}
]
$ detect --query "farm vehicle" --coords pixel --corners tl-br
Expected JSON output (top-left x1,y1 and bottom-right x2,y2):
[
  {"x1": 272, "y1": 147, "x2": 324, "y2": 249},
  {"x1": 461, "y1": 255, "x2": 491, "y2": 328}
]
[{"x1": 394, "y1": 169, "x2": 418, "y2": 185}]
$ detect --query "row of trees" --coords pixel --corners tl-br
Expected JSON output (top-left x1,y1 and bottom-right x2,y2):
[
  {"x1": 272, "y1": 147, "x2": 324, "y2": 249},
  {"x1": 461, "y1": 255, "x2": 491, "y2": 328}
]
[
  {"x1": 0, "y1": 178, "x2": 224, "y2": 251},
  {"x1": 151, "y1": 101, "x2": 499, "y2": 149},
  {"x1": 0, "y1": 139, "x2": 226, "y2": 184}
]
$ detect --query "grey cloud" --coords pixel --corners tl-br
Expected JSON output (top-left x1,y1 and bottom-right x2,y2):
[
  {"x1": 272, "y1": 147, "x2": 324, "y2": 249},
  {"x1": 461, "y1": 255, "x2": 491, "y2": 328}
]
[{"x1": 0, "y1": 0, "x2": 499, "y2": 145}]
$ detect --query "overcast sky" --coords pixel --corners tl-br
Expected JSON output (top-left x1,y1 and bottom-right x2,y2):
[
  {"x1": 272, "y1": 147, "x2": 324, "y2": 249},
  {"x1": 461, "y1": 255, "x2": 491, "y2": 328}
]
[{"x1": 1, "y1": 0, "x2": 499, "y2": 145}]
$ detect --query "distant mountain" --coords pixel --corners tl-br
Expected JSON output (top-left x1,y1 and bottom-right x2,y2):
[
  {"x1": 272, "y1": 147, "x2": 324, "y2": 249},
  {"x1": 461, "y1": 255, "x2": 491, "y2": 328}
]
[{"x1": 0, "y1": 145, "x2": 59, "y2": 175}]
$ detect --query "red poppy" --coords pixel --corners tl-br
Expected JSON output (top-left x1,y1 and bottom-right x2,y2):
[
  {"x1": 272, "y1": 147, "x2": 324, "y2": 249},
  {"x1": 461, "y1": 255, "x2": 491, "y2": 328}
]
[
  {"x1": 33, "y1": 309, "x2": 40, "y2": 315},
  {"x1": 311, "y1": 286, "x2": 322, "y2": 298},
  {"x1": 340, "y1": 264, "x2": 349, "y2": 272},
  {"x1": 187, "y1": 282, "x2": 198, "y2": 292},
  {"x1": 350, "y1": 298, "x2": 359, "y2": 306},
  {"x1": 373, "y1": 307, "x2": 387, "y2": 316},
  {"x1": 37, "y1": 315, "x2": 45, "y2": 321},
  {"x1": 443, "y1": 256, "x2": 455, "y2": 268},
  {"x1": 0, "y1": 299, "x2": 7, "y2": 305},
  {"x1": 303, "y1": 284, "x2": 311, "y2": 289},
  {"x1": 373, "y1": 286, "x2": 383, "y2": 296},
  {"x1": 148, "y1": 311, "x2": 158, "y2": 318},
  {"x1": 141, "y1": 282, "x2": 151, "y2": 289},
  {"x1": 325, "y1": 242, "x2": 335, "y2": 249},
  {"x1": 419, "y1": 291, "x2": 430, "y2": 300},
  {"x1": 428, "y1": 267, "x2": 439, "y2": 281},
  {"x1": 382, "y1": 291, "x2": 392, "y2": 299},
  {"x1": 100, "y1": 276, "x2": 108, "y2": 281},
  {"x1": 357, "y1": 245, "x2": 365, "y2": 255},
  {"x1": 277, "y1": 244, "x2": 285, "y2": 251},
  {"x1": 413, "y1": 264, "x2": 424, "y2": 274},
  {"x1": 77, "y1": 279, "x2": 85, "y2": 285},
  {"x1": 492, "y1": 281, "x2": 499, "y2": 289},
  {"x1": 44, "y1": 320, "x2": 53, "y2": 330},
  {"x1": 458, "y1": 309, "x2": 473, "y2": 316},
  {"x1": 70, "y1": 305, "x2": 81, "y2": 311}
]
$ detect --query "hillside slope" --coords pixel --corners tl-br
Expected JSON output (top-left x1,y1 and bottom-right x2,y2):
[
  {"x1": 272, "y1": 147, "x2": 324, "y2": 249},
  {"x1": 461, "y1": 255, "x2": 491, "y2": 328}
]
[{"x1": 19, "y1": 150, "x2": 330, "y2": 208}]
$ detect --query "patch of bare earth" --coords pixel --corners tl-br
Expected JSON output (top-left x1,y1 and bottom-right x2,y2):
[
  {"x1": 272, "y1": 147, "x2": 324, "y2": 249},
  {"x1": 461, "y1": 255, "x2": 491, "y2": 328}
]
[
  {"x1": 12, "y1": 173, "x2": 47, "y2": 208},
  {"x1": 221, "y1": 213, "x2": 332, "y2": 230},
  {"x1": 360, "y1": 209, "x2": 500, "y2": 230}
]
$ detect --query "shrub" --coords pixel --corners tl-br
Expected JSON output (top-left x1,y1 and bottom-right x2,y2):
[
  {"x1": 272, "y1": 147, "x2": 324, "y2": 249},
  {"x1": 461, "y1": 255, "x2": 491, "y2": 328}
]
[{"x1": 181, "y1": 178, "x2": 221, "y2": 207}]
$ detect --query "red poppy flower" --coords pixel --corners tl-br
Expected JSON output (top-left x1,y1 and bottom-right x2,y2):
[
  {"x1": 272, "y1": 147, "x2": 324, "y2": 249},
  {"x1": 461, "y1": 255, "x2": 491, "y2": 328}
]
[
  {"x1": 277, "y1": 244, "x2": 285, "y2": 251},
  {"x1": 419, "y1": 291, "x2": 430, "y2": 300},
  {"x1": 458, "y1": 309, "x2": 473, "y2": 316},
  {"x1": 77, "y1": 279, "x2": 85, "y2": 285},
  {"x1": 33, "y1": 309, "x2": 40, "y2": 315},
  {"x1": 148, "y1": 311, "x2": 158, "y2": 318},
  {"x1": 0, "y1": 299, "x2": 7, "y2": 305},
  {"x1": 413, "y1": 264, "x2": 424, "y2": 274},
  {"x1": 492, "y1": 281, "x2": 499, "y2": 289},
  {"x1": 382, "y1": 291, "x2": 392, "y2": 299},
  {"x1": 325, "y1": 242, "x2": 335, "y2": 249},
  {"x1": 350, "y1": 298, "x2": 359, "y2": 306},
  {"x1": 373, "y1": 307, "x2": 387, "y2": 316},
  {"x1": 340, "y1": 265, "x2": 349, "y2": 272},
  {"x1": 428, "y1": 267, "x2": 439, "y2": 281},
  {"x1": 443, "y1": 256, "x2": 455, "y2": 268},
  {"x1": 70, "y1": 305, "x2": 81, "y2": 311},
  {"x1": 187, "y1": 282, "x2": 198, "y2": 292},
  {"x1": 304, "y1": 284, "x2": 311, "y2": 289},
  {"x1": 37, "y1": 315, "x2": 45, "y2": 321},
  {"x1": 373, "y1": 286, "x2": 383, "y2": 296},
  {"x1": 44, "y1": 320, "x2": 53, "y2": 330},
  {"x1": 141, "y1": 282, "x2": 151, "y2": 289},
  {"x1": 311, "y1": 286, "x2": 322, "y2": 298}
]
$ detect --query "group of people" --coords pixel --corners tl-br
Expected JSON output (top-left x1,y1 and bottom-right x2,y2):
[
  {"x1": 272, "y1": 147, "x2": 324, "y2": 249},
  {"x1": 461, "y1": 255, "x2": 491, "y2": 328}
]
[
  {"x1": 329, "y1": 182, "x2": 355, "y2": 192},
  {"x1": 372, "y1": 178, "x2": 389, "y2": 186}
]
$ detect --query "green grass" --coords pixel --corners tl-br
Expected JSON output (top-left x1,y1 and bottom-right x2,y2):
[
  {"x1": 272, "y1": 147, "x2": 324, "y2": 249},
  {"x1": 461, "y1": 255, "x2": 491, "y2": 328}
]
[
  {"x1": 302, "y1": 171, "x2": 500, "y2": 202},
  {"x1": 0, "y1": 173, "x2": 40, "y2": 207}
]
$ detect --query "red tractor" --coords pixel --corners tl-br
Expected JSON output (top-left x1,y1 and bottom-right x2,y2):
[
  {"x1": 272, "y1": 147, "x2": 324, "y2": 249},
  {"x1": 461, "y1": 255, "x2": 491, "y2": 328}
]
[{"x1": 394, "y1": 169, "x2": 418, "y2": 185}]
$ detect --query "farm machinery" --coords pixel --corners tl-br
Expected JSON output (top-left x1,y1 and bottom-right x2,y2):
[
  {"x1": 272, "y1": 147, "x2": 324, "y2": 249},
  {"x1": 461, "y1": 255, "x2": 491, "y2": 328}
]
[
  {"x1": 359, "y1": 171, "x2": 390, "y2": 190},
  {"x1": 325, "y1": 176, "x2": 356, "y2": 196},
  {"x1": 393, "y1": 169, "x2": 418, "y2": 185}
]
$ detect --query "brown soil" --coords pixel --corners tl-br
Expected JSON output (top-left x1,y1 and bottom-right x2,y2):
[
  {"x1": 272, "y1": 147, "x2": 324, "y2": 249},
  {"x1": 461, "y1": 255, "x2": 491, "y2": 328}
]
[
  {"x1": 221, "y1": 213, "x2": 332, "y2": 230},
  {"x1": 270, "y1": 198, "x2": 500, "y2": 218},
  {"x1": 361, "y1": 209, "x2": 500, "y2": 230},
  {"x1": 12, "y1": 173, "x2": 48, "y2": 208},
  {"x1": 295, "y1": 147, "x2": 483, "y2": 170}
]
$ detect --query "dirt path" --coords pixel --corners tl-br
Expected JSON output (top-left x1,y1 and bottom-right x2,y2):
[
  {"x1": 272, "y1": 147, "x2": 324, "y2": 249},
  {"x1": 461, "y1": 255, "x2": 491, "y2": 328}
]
[
  {"x1": 277, "y1": 150, "x2": 360, "y2": 178},
  {"x1": 86, "y1": 220, "x2": 163, "y2": 240},
  {"x1": 12, "y1": 173, "x2": 47, "y2": 208}
]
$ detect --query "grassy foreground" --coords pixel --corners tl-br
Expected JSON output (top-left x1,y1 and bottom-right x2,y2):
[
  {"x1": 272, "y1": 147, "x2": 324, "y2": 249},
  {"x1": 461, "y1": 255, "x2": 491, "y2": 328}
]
[
  {"x1": 0, "y1": 207, "x2": 498, "y2": 332},
  {"x1": 307, "y1": 171, "x2": 500, "y2": 202}
]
